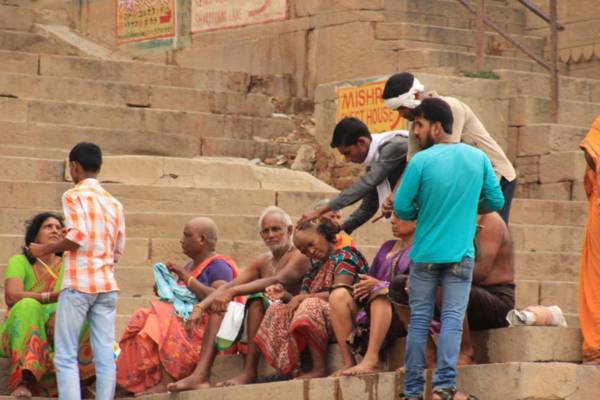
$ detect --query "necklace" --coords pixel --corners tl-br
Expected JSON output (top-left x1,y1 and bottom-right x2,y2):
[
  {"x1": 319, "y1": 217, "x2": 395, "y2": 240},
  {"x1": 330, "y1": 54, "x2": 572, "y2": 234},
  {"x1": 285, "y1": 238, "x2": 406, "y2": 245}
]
[
  {"x1": 271, "y1": 244, "x2": 294, "y2": 275},
  {"x1": 35, "y1": 256, "x2": 59, "y2": 280}
]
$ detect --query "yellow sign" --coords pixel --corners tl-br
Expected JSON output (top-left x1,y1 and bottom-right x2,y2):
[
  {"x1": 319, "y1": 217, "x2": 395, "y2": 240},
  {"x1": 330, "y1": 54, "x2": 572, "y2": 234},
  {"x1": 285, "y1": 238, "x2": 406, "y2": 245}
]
[
  {"x1": 191, "y1": 0, "x2": 288, "y2": 34},
  {"x1": 116, "y1": 0, "x2": 176, "y2": 44},
  {"x1": 336, "y1": 81, "x2": 408, "y2": 133}
]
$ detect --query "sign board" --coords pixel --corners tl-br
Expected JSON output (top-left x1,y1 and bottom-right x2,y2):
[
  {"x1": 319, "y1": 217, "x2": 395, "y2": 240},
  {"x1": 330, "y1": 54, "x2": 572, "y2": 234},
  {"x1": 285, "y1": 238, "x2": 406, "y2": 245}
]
[
  {"x1": 116, "y1": 0, "x2": 176, "y2": 44},
  {"x1": 191, "y1": 0, "x2": 288, "y2": 34},
  {"x1": 336, "y1": 81, "x2": 408, "y2": 133}
]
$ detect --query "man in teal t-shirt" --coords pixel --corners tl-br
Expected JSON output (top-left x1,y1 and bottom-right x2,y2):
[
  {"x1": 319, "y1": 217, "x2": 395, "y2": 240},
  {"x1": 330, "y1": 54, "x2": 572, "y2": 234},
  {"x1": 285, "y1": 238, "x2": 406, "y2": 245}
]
[{"x1": 393, "y1": 98, "x2": 504, "y2": 400}]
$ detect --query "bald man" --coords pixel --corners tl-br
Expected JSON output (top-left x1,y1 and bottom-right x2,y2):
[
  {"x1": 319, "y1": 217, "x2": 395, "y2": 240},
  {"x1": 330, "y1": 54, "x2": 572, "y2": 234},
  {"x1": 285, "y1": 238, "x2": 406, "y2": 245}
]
[
  {"x1": 168, "y1": 206, "x2": 311, "y2": 392},
  {"x1": 116, "y1": 217, "x2": 239, "y2": 396}
]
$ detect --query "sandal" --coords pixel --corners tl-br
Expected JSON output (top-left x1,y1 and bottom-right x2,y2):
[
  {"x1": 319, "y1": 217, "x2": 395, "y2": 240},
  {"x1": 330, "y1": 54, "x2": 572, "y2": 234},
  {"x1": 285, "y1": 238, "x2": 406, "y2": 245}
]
[
  {"x1": 399, "y1": 393, "x2": 423, "y2": 400},
  {"x1": 433, "y1": 387, "x2": 478, "y2": 400}
]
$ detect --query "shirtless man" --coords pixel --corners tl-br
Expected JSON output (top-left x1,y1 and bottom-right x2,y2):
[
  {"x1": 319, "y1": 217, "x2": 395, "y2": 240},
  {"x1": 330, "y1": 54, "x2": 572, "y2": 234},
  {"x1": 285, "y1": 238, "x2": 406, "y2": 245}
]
[
  {"x1": 389, "y1": 212, "x2": 514, "y2": 368},
  {"x1": 459, "y1": 211, "x2": 515, "y2": 364},
  {"x1": 167, "y1": 206, "x2": 310, "y2": 392}
]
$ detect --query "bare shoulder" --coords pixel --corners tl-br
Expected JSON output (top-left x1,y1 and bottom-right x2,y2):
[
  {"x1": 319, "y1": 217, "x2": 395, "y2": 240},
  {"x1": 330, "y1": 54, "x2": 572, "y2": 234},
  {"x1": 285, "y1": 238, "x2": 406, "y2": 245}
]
[
  {"x1": 288, "y1": 249, "x2": 310, "y2": 266},
  {"x1": 249, "y1": 252, "x2": 272, "y2": 270}
]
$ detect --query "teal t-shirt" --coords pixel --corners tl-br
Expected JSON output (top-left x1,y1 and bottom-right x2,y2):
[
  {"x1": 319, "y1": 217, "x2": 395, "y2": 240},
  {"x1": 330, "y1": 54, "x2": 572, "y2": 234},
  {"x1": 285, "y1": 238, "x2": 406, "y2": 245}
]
[{"x1": 393, "y1": 143, "x2": 504, "y2": 263}]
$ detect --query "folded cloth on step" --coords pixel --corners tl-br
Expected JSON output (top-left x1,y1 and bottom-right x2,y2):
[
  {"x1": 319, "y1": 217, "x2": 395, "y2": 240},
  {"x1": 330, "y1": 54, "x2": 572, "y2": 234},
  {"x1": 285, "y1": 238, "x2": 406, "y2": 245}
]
[
  {"x1": 215, "y1": 301, "x2": 246, "y2": 350},
  {"x1": 506, "y1": 305, "x2": 567, "y2": 327}
]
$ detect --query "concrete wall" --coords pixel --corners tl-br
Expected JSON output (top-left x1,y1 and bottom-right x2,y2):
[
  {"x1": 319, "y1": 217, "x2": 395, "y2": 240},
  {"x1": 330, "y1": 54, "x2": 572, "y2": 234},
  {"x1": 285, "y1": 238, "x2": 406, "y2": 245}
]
[{"x1": 525, "y1": 0, "x2": 600, "y2": 78}]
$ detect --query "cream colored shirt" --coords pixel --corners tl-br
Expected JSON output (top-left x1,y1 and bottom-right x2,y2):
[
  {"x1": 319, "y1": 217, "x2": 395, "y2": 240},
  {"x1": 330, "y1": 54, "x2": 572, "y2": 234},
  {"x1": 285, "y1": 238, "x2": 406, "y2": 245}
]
[{"x1": 407, "y1": 91, "x2": 516, "y2": 182}]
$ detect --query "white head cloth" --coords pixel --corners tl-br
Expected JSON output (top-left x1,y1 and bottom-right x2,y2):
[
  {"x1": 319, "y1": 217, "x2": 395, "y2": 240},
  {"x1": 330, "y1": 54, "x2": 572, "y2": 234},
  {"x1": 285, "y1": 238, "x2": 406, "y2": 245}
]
[{"x1": 383, "y1": 77, "x2": 425, "y2": 110}]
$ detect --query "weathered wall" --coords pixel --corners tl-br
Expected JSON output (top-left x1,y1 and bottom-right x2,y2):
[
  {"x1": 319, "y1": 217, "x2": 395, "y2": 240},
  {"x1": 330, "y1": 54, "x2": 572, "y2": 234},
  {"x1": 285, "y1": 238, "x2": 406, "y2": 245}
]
[{"x1": 525, "y1": 0, "x2": 600, "y2": 79}]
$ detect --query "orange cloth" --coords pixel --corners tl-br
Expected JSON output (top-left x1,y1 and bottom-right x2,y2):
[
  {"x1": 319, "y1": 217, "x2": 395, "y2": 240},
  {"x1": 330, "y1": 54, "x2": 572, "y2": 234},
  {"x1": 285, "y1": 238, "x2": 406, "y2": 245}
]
[
  {"x1": 579, "y1": 116, "x2": 600, "y2": 363},
  {"x1": 336, "y1": 232, "x2": 356, "y2": 249},
  {"x1": 116, "y1": 255, "x2": 241, "y2": 394}
]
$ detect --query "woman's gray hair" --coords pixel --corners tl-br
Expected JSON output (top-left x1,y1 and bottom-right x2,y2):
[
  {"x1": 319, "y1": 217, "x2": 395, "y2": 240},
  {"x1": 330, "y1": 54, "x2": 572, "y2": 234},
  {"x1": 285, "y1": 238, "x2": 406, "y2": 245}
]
[{"x1": 258, "y1": 206, "x2": 293, "y2": 230}]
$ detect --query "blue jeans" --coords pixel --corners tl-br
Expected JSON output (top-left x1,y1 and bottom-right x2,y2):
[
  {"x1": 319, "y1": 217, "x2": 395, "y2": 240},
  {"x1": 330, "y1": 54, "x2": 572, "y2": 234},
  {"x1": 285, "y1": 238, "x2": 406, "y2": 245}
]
[
  {"x1": 54, "y1": 289, "x2": 118, "y2": 400},
  {"x1": 404, "y1": 258, "x2": 474, "y2": 397}
]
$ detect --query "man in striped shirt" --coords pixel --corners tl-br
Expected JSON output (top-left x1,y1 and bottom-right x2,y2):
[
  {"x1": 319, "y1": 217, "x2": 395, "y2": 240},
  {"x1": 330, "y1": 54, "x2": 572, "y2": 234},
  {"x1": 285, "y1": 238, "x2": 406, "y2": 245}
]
[{"x1": 29, "y1": 142, "x2": 125, "y2": 400}]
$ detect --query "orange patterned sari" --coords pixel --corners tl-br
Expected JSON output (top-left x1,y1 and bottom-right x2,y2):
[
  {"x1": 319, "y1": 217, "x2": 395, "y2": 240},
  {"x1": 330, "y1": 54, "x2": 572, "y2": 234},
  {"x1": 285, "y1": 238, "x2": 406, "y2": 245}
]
[{"x1": 116, "y1": 255, "x2": 241, "y2": 394}]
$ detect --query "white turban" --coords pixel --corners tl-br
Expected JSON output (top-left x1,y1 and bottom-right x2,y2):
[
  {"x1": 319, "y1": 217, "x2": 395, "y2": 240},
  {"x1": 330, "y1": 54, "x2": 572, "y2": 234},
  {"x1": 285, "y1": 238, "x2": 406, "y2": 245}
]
[{"x1": 383, "y1": 77, "x2": 425, "y2": 110}]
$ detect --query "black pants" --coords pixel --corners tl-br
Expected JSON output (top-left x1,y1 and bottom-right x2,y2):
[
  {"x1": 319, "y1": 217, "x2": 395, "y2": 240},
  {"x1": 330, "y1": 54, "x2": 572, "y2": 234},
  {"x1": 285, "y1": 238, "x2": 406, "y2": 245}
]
[{"x1": 499, "y1": 177, "x2": 517, "y2": 224}]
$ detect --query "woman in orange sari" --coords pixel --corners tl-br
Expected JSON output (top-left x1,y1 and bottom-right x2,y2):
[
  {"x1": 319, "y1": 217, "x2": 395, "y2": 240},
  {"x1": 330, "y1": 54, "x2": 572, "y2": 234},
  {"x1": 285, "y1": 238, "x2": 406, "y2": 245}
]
[
  {"x1": 579, "y1": 116, "x2": 600, "y2": 364},
  {"x1": 116, "y1": 218, "x2": 242, "y2": 396},
  {"x1": 0, "y1": 212, "x2": 94, "y2": 398}
]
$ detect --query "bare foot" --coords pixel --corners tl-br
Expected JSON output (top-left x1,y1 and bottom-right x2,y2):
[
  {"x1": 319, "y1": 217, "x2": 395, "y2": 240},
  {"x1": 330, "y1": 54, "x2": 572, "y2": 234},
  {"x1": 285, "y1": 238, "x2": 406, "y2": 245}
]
[
  {"x1": 342, "y1": 360, "x2": 380, "y2": 376},
  {"x1": 134, "y1": 382, "x2": 169, "y2": 397},
  {"x1": 11, "y1": 384, "x2": 32, "y2": 399},
  {"x1": 295, "y1": 369, "x2": 327, "y2": 380},
  {"x1": 329, "y1": 365, "x2": 352, "y2": 377},
  {"x1": 166, "y1": 376, "x2": 211, "y2": 393},
  {"x1": 216, "y1": 373, "x2": 256, "y2": 387},
  {"x1": 432, "y1": 390, "x2": 474, "y2": 400},
  {"x1": 457, "y1": 353, "x2": 476, "y2": 367}
]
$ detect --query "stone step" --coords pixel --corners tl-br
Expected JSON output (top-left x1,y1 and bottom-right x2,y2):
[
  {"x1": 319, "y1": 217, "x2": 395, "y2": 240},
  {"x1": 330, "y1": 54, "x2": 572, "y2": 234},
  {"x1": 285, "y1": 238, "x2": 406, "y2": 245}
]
[
  {"x1": 36, "y1": 53, "x2": 279, "y2": 94},
  {"x1": 0, "y1": 51, "x2": 291, "y2": 95},
  {"x1": 509, "y1": 96, "x2": 599, "y2": 127},
  {"x1": 0, "y1": 29, "x2": 79, "y2": 55},
  {"x1": 0, "y1": 155, "x2": 335, "y2": 193},
  {"x1": 538, "y1": 151, "x2": 587, "y2": 184},
  {"x1": 514, "y1": 251, "x2": 580, "y2": 282},
  {"x1": 457, "y1": 362, "x2": 598, "y2": 400},
  {"x1": 375, "y1": 23, "x2": 545, "y2": 59},
  {"x1": 496, "y1": 69, "x2": 600, "y2": 103},
  {"x1": 0, "y1": 4, "x2": 36, "y2": 31},
  {"x1": 0, "y1": 130, "x2": 294, "y2": 164},
  {"x1": 0, "y1": 179, "x2": 333, "y2": 220},
  {"x1": 384, "y1": 0, "x2": 526, "y2": 34},
  {"x1": 0, "y1": 362, "x2": 596, "y2": 400},
  {"x1": 0, "y1": 122, "x2": 201, "y2": 158},
  {"x1": 200, "y1": 137, "x2": 300, "y2": 160},
  {"x1": 510, "y1": 223, "x2": 584, "y2": 253},
  {"x1": 0, "y1": 72, "x2": 299, "y2": 117},
  {"x1": 516, "y1": 279, "x2": 578, "y2": 314},
  {"x1": 395, "y1": 48, "x2": 545, "y2": 75},
  {"x1": 510, "y1": 198, "x2": 587, "y2": 226},
  {"x1": 514, "y1": 181, "x2": 578, "y2": 202},
  {"x1": 0, "y1": 97, "x2": 295, "y2": 140},
  {"x1": 516, "y1": 123, "x2": 588, "y2": 157},
  {"x1": 0, "y1": 145, "x2": 68, "y2": 160}
]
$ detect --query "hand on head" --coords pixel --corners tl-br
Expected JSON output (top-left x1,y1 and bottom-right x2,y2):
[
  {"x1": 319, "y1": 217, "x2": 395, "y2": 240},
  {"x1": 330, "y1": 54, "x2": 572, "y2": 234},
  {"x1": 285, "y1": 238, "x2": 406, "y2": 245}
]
[{"x1": 296, "y1": 210, "x2": 321, "y2": 228}]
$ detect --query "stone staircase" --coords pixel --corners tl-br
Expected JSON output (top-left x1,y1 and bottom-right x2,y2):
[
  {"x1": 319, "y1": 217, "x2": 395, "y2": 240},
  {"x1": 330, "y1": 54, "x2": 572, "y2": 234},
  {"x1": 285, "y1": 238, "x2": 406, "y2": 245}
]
[{"x1": 0, "y1": 0, "x2": 598, "y2": 399}]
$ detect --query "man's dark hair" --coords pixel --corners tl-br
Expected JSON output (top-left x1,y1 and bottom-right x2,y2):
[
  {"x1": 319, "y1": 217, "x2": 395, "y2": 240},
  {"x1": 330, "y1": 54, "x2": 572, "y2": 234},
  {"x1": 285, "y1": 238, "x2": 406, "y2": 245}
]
[
  {"x1": 23, "y1": 212, "x2": 64, "y2": 264},
  {"x1": 330, "y1": 117, "x2": 371, "y2": 148},
  {"x1": 69, "y1": 142, "x2": 102, "y2": 172},
  {"x1": 382, "y1": 72, "x2": 415, "y2": 100},
  {"x1": 413, "y1": 98, "x2": 454, "y2": 135}
]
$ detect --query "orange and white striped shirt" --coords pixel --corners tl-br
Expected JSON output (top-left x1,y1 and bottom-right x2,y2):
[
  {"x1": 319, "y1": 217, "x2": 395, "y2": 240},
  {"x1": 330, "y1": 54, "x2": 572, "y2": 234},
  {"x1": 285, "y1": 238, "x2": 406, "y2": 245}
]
[{"x1": 62, "y1": 178, "x2": 125, "y2": 293}]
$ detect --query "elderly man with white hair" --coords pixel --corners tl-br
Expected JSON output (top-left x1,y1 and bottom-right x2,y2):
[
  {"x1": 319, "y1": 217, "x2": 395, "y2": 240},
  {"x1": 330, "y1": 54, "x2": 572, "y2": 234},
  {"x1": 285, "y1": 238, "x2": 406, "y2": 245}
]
[
  {"x1": 167, "y1": 206, "x2": 311, "y2": 392},
  {"x1": 381, "y1": 72, "x2": 517, "y2": 223}
]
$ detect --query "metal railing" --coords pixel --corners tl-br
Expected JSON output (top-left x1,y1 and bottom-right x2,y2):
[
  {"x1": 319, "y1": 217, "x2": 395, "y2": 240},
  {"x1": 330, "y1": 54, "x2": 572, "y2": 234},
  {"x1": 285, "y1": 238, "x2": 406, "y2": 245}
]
[{"x1": 455, "y1": 0, "x2": 562, "y2": 122}]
